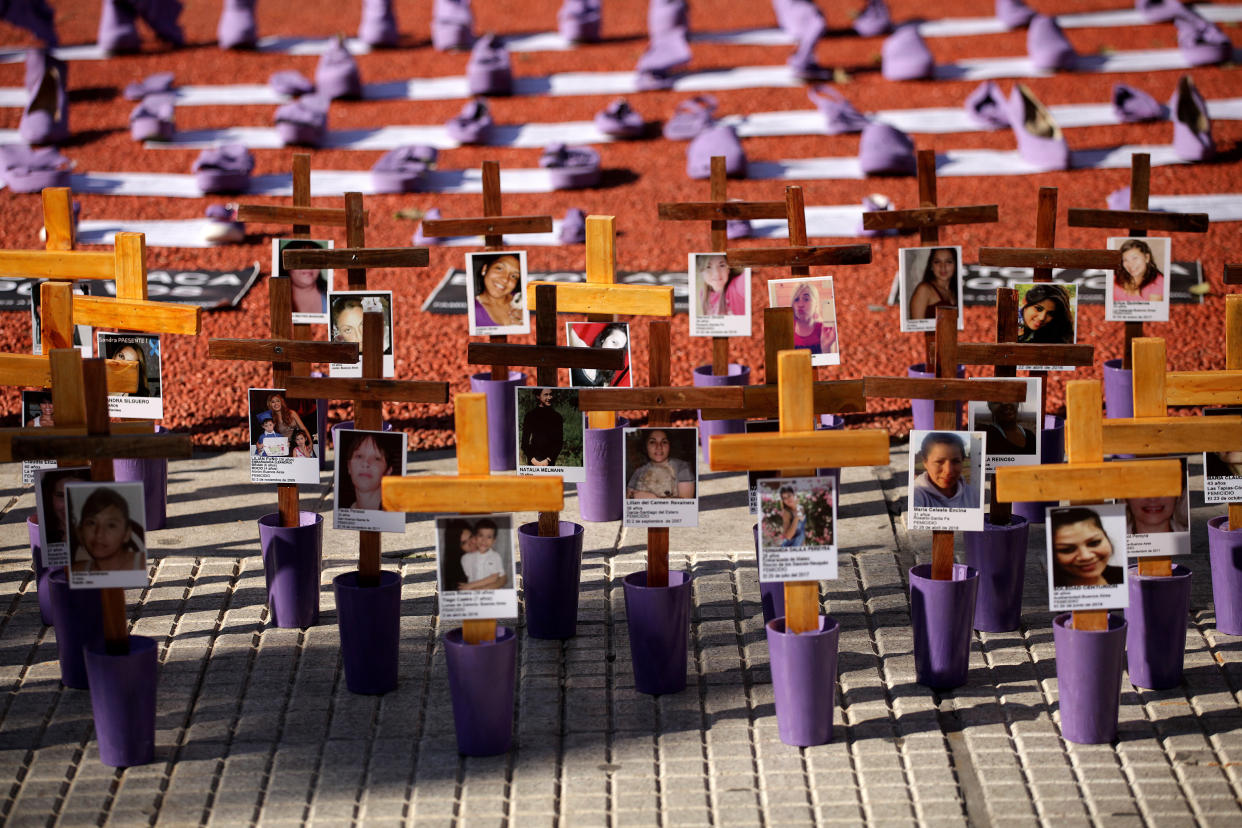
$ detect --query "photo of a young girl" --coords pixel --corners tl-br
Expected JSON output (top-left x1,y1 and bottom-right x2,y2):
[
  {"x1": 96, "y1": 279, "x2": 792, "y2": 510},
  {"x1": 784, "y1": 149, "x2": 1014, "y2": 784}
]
[
  {"x1": 333, "y1": 429, "x2": 407, "y2": 532},
  {"x1": 898, "y1": 246, "x2": 964, "y2": 334},
  {"x1": 757, "y1": 476, "x2": 838, "y2": 583},
  {"x1": 327, "y1": 291, "x2": 395, "y2": 378},
  {"x1": 65, "y1": 481, "x2": 148, "y2": 589},
  {"x1": 275, "y1": 237, "x2": 333, "y2": 324},
  {"x1": 1106, "y1": 236, "x2": 1171, "y2": 323},
  {"x1": 688, "y1": 252, "x2": 750, "y2": 338},
  {"x1": 768, "y1": 276, "x2": 840, "y2": 366}
]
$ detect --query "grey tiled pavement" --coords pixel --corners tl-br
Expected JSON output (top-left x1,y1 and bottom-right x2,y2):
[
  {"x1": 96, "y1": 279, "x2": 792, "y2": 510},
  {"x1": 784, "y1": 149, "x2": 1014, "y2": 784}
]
[{"x1": 1, "y1": 441, "x2": 1241, "y2": 827}]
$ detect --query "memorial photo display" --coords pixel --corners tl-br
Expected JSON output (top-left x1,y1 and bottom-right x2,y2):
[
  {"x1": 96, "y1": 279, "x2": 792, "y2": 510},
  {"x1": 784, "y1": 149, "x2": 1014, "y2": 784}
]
[
  {"x1": 333, "y1": 428, "x2": 408, "y2": 533},
  {"x1": 1203, "y1": 407, "x2": 1242, "y2": 504},
  {"x1": 328, "y1": 290, "x2": 395, "y2": 378},
  {"x1": 906, "y1": 430, "x2": 985, "y2": 532},
  {"x1": 756, "y1": 476, "x2": 838, "y2": 583},
  {"x1": 65, "y1": 480, "x2": 148, "y2": 589},
  {"x1": 745, "y1": 419, "x2": 780, "y2": 514},
  {"x1": 898, "y1": 245, "x2": 964, "y2": 334},
  {"x1": 466, "y1": 250, "x2": 530, "y2": 336},
  {"x1": 247, "y1": 388, "x2": 319, "y2": 484},
  {"x1": 1115, "y1": 456, "x2": 1190, "y2": 558},
  {"x1": 435, "y1": 514, "x2": 518, "y2": 621},
  {"x1": 1106, "y1": 236, "x2": 1171, "y2": 323},
  {"x1": 97, "y1": 332, "x2": 163, "y2": 419},
  {"x1": 768, "y1": 276, "x2": 841, "y2": 366},
  {"x1": 566, "y1": 321, "x2": 632, "y2": 387},
  {"x1": 688, "y1": 252, "x2": 751, "y2": 338},
  {"x1": 30, "y1": 280, "x2": 92, "y2": 358},
  {"x1": 1015, "y1": 282, "x2": 1079, "y2": 371},
  {"x1": 623, "y1": 427, "x2": 700, "y2": 528},
  {"x1": 967, "y1": 377, "x2": 1042, "y2": 472},
  {"x1": 19, "y1": 389, "x2": 56, "y2": 484},
  {"x1": 1046, "y1": 503, "x2": 1129, "y2": 612},
  {"x1": 515, "y1": 386, "x2": 585, "y2": 483},
  {"x1": 274, "y1": 237, "x2": 333, "y2": 325},
  {"x1": 35, "y1": 465, "x2": 90, "y2": 569}
]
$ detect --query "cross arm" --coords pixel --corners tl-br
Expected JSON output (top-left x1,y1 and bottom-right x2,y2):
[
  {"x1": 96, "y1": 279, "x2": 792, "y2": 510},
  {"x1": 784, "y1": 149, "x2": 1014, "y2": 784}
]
[
  {"x1": 1066, "y1": 208, "x2": 1209, "y2": 234},
  {"x1": 381, "y1": 474, "x2": 563, "y2": 513},
  {"x1": 208, "y1": 338, "x2": 359, "y2": 364},
  {"x1": 699, "y1": 379, "x2": 866, "y2": 420},
  {"x1": 863, "y1": 377, "x2": 1028, "y2": 403},
  {"x1": 235, "y1": 204, "x2": 353, "y2": 228},
  {"x1": 0, "y1": 353, "x2": 139, "y2": 393},
  {"x1": 527, "y1": 282, "x2": 674, "y2": 317},
  {"x1": 0, "y1": 250, "x2": 115, "y2": 280},
  {"x1": 1226, "y1": 264, "x2": 1242, "y2": 285},
  {"x1": 466, "y1": 342, "x2": 626, "y2": 372},
  {"x1": 578, "y1": 386, "x2": 746, "y2": 411},
  {"x1": 1164, "y1": 370, "x2": 1242, "y2": 406},
  {"x1": 977, "y1": 248, "x2": 1121, "y2": 270},
  {"x1": 953, "y1": 343, "x2": 1094, "y2": 367},
  {"x1": 656, "y1": 201, "x2": 787, "y2": 221},
  {"x1": 10, "y1": 432, "x2": 193, "y2": 462},
  {"x1": 284, "y1": 377, "x2": 449, "y2": 404},
  {"x1": 282, "y1": 247, "x2": 430, "y2": 271},
  {"x1": 710, "y1": 429, "x2": 889, "y2": 472},
  {"x1": 1101, "y1": 415, "x2": 1242, "y2": 455},
  {"x1": 420, "y1": 215, "x2": 553, "y2": 237},
  {"x1": 994, "y1": 458, "x2": 1182, "y2": 502},
  {"x1": 72, "y1": 296, "x2": 201, "y2": 336},
  {"x1": 726, "y1": 244, "x2": 871, "y2": 269},
  {"x1": 862, "y1": 205, "x2": 998, "y2": 232},
  {"x1": 0, "y1": 421, "x2": 152, "y2": 462}
]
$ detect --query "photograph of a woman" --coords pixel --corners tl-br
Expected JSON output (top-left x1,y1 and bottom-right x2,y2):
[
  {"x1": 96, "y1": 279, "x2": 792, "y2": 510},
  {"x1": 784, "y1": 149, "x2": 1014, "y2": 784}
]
[
  {"x1": 275, "y1": 237, "x2": 333, "y2": 324},
  {"x1": 466, "y1": 250, "x2": 529, "y2": 335},
  {"x1": 1016, "y1": 283, "x2": 1076, "y2": 344},
  {"x1": 333, "y1": 429, "x2": 406, "y2": 532},
  {"x1": 768, "y1": 277, "x2": 840, "y2": 366},
  {"x1": 756, "y1": 476, "x2": 838, "y2": 582},
  {"x1": 899, "y1": 246, "x2": 963, "y2": 333},
  {"x1": 35, "y1": 466, "x2": 90, "y2": 567},
  {"x1": 247, "y1": 388, "x2": 320, "y2": 484},
  {"x1": 1106, "y1": 236, "x2": 1171, "y2": 323},
  {"x1": 435, "y1": 515, "x2": 519, "y2": 621},
  {"x1": 624, "y1": 427, "x2": 700, "y2": 527},
  {"x1": 907, "y1": 430, "x2": 984, "y2": 531},
  {"x1": 1119, "y1": 457, "x2": 1191, "y2": 557},
  {"x1": 99, "y1": 333, "x2": 163, "y2": 418},
  {"x1": 66, "y1": 481, "x2": 148, "y2": 588},
  {"x1": 566, "y1": 322, "x2": 632, "y2": 388},
  {"x1": 1047, "y1": 504, "x2": 1128, "y2": 611},
  {"x1": 688, "y1": 252, "x2": 750, "y2": 338},
  {"x1": 1204, "y1": 407, "x2": 1242, "y2": 503},
  {"x1": 328, "y1": 291, "x2": 395, "y2": 378},
  {"x1": 23, "y1": 390, "x2": 53, "y2": 427}
]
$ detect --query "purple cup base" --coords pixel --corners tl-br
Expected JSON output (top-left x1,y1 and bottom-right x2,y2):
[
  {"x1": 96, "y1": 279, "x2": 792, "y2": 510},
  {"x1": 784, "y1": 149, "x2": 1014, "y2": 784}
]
[
  {"x1": 1053, "y1": 611, "x2": 1127, "y2": 744},
  {"x1": 84, "y1": 634, "x2": 158, "y2": 767},
  {"x1": 444, "y1": 626, "x2": 517, "y2": 755},
  {"x1": 1103, "y1": 359, "x2": 1133, "y2": 419},
  {"x1": 766, "y1": 615, "x2": 840, "y2": 746},
  {"x1": 334, "y1": 570, "x2": 401, "y2": 695},
  {"x1": 519, "y1": 520, "x2": 584, "y2": 640},
  {"x1": 1208, "y1": 516, "x2": 1242, "y2": 636},
  {"x1": 112, "y1": 425, "x2": 169, "y2": 531},
  {"x1": 963, "y1": 515, "x2": 1029, "y2": 633},
  {"x1": 579, "y1": 417, "x2": 628, "y2": 522},
  {"x1": 1013, "y1": 415, "x2": 1064, "y2": 524},
  {"x1": 27, "y1": 515, "x2": 51, "y2": 625},
  {"x1": 47, "y1": 569, "x2": 104, "y2": 689},
  {"x1": 693, "y1": 363, "x2": 750, "y2": 466},
  {"x1": 909, "y1": 563, "x2": 978, "y2": 690},
  {"x1": 623, "y1": 570, "x2": 692, "y2": 695},
  {"x1": 1125, "y1": 563, "x2": 1191, "y2": 690},
  {"x1": 753, "y1": 524, "x2": 785, "y2": 625},
  {"x1": 469, "y1": 371, "x2": 526, "y2": 472},
  {"x1": 258, "y1": 511, "x2": 323, "y2": 628},
  {"x1": 909, "y1": 363, "x2": 965, "y2": 430}
]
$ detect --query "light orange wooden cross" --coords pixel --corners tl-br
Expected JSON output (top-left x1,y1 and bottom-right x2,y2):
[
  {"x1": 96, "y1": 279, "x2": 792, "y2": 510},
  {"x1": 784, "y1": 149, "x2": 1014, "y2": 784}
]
[
  {"x1": 996, "y1": 380, "x2": 1183, "y2": 630},
  {"x1": 656, "y1": 156, "x2": 787, "y2": 374},
  {"x1": 382, "y1": 392, "x2": 563, "y2": 644},
  {"x1": 709, "y1": 349, "x2": 889, "y2": 633},
  {"x1": 1067, "y1": 152, "x2": 1210, "y2": 369}
]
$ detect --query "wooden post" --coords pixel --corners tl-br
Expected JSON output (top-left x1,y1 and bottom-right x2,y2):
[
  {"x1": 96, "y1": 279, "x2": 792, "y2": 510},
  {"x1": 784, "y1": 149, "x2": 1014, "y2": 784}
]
[
  {"x1": 778, "y1": 349, "x2": 819, "y2": 633},
  {"x1": 647, "y1": 320, "x2": 673, "y2": 588}
]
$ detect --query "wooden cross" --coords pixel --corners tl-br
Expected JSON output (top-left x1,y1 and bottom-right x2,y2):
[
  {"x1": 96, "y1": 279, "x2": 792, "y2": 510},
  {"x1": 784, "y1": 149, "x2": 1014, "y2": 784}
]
[
  {"x1": 1225, "y1": 264, "x2": 1242, "y2": 286},
  {"x1": 9, "y1": 350, "x2": 192, "y2": 654},
  {"x1": 996, "y1": 380, "x2": 1183, "y2": 630},
  {"x1": 861, "y1": 149, "x2": 999, "y2": 369},
  {"x1": 420, "y1": 160, "x2": 554, "y2": 382},
  {"x1": 709, "y1": 348, "x2": 889, "y2": 634},
  {"x1": 656, "y1": 155, "x2": 786, "y2": 374},
  {"x1": 1066, "y1": 152, "x2": 1210, "y2": 368},
  {"x1": 382, "y1": 392, "x2": 563, "y2": 644}
]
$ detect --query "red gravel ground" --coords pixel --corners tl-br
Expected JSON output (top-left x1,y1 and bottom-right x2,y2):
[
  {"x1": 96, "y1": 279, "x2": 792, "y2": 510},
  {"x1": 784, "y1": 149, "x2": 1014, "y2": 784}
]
[{"x1": 0, "y1": 1, "x2": 1238, "y2": 449}]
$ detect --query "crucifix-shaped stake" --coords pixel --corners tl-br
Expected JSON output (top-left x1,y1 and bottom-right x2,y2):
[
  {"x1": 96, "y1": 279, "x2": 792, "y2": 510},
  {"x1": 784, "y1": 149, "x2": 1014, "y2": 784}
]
[
  {"x1": 656, "y1": 155, "x2": 787, "y2": 374},
  {"x1": 1067, "y1": 152, "x2": 1210, "y2": 369},
  {"x1": 382, "y1": 392, "x2": 563, "y2": 644},
  {"x1": 996, "y1": 380, "x2": 1183, "y2": 631}
]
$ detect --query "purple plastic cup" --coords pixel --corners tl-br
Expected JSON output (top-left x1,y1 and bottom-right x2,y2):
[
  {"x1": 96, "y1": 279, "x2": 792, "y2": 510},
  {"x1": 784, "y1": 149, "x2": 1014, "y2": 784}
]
[
  {"x1": 753, "y1": 523, "x2": 785, "y2": 624},
  {"x1": 1053, "y1": 611, "x2": 1127, "y2": 744},
  {"x1": 579, "y1": 417, "x2": 627, "y2": 522},
  {"x1": 1013, "y1": 415, "x2": 1064, "y2": 524},
  {"x1": 444, "y1": 625, "x2": 517, "y2": 755},
  {"x1": 83, "y1": 634, "x2": 158, "y2": 767},
  {"x1": 258, "y1": 511, "x2": 323, "y2": 628},
  {"x1": 766, "y1": 615, "x2": 840, "y2": 746},
  {"x1": 909, "y1": 562, "x2": 978, "y2": 690},
  {"x1": 963, "y1": 515, "x2": 1029, "y2": 632},
  {"x1": 113, "y1": 425, "x2": 169, "y2": 530},
  {"x1": 693, "y1": 363, "x2": 750, "y2": 466},
  {"x1": 1207, "y1": 516, "x2": 1242, "y2": 635},
  {"x1": 1103, "y1": 359, "x2": 1133, "y2": 420},
  {"x1": 27, "y1": 515, "x2": 51, "y2": 625},
  {"x1": 470, "y1": 371, "x2": 526, "y2": 472},
  {"x1": 908, "y1": 363, "x2": 965, "y2": 430},
  {"x1": 1125, "y1": 563, "x2": 1190, "y2": 690},
  {"x1": 334, "y1": 570, "x2": 401, "y2": 695},
  {"x1": 623, "y1": 570, "x2": 692, "y2": 695},
  {"x1": 47, "y1": 569, "x2": 104, "y2": 689},
  {"x1": 518, "y1": 520, "x2": 584, "y2": 639}
]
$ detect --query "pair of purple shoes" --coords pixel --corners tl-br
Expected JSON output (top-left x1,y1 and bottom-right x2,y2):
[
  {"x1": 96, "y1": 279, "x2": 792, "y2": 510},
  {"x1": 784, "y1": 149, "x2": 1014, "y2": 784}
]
[
  {"x1": 432, "y1": 0, "x2": 474, "y2": 51},
  {"x1": 0, "y1": 145, "x2": 72, "y2": 193},
  {"x1": 1174, "y1": 12, "x2": 1232, "y2": 67},
  {"x1": 1008, "y1": 83, "x2": 1068, "y2": 170},
  {"x1": 559, "y1": 0, "x2": 601, "y2": 43},
  {"x1": 467, "y1": 34, "x2": 512, "y2": 96},
  {"x1": 19, "y1": 48, "x2": 67, "y2": 145},
  {"x1": 275, "y1": 96, "x2": 330, "y2": 147},
  {"x1": 807, "y1": 85, "x2": 916, "y2": 176},
  {"x1": 193, "y1": 144, "x2": 254, "y2": 194},
  {"x1": 98, "y1": 0, "x2": 183, "y2": 53},
  {"x1": 0, "y1": 0, "x2": 57, "y2": 45},
  {"x1": 218, "y1": 0, "x2": 257, "y2": 49},
  {"x1": 540, "y1": 144, "x2": 601, "y2": 189},
  {"x1": 126, "y1": 71, "x2": 175, "y2": 141},
  {"x1": 1170, "y1": 74, "x2": 1213, "y2": 161},
  {"x1": 686, "y1": 125, "x2": 747, "y2": 180},
  {"x1": 269, "y1": 37, "x2": 362, "y2": 100},
  {"x1": 772, "y1": 0, "x2": 830, "y2": 80},
  {"x1": 881, "y1": 23, "x2": 934, "y2": 81},
  {"x1": 636, "y1": 0, "x2": 691, "y2": 90},
  {"x1": 595, "y1": 99, "x2": 646, "y2": 139},
  {"x1": 446, "y1": 98, "x2": 493, "y2": 143},
  {"x1": 370, "y1": 145, "x2": 437, "y2": 193},
  {"x1": 662, "y1": 95, "x2": 716, "y2": 140}
]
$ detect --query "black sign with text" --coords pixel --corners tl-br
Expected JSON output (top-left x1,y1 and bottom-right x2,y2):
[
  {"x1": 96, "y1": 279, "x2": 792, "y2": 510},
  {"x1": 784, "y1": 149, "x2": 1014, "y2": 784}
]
[{"x1": 0, "y1": 263, "x2": 262, "y2": 312}]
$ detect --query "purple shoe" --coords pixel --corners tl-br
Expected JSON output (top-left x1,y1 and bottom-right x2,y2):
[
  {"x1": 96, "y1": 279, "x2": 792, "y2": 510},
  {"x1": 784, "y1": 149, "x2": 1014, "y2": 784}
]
[
  {"x1": 726, "y1": 216, "x2": 751, "y2": 240},
  {"x1": 881, "y1": 23, "x2": 933, "y2": 81},
  {"x1": 1, "y1": 0, "x2": 57, "y2": 46},
  {"x1": 1112, "y1": 83, "x2": 1164, "y2": 123},
  {"x1": 853, "y1": 0, "x2": 892, "y2": 38},
  {"x1": 662, "y1": 95, "x2": 716, "y2": 140},
  {"x1": 1027, "y1": 15, "x2": 1076, "y2": 72},
  {"x1": 858, "y1": 121, "x2": 915, "y2": 176},
  {"x1": 193, "y1": 143, "x2": 254, "y2": 193},
  {"x1": 269, "y1": 70, "x2": 314, "y2": 97},
  {"x1": 315, "y1": 36, "x2": 362, "y2": 100},
  {"x1": 432, "y1": 0, "x2": 474, "y2": 51},
  {"x1": 123, "y1": 71, "x2": 174, "y2": 101},
  {"x1": 129, "y1": 93, "x2": 174, "y2": 141},
  {"x1": 97, "y1": 0, "x2": 140, "y2": 53},
  {"x1": 466, "y1": 33, "x2": 512, "y2": 96},
  {"x1": 858, "y1": 193, "x2": 896, "y2": 237},
  {"x1": 413, "y1": 207, "x2": 443, "y2": 245},
  {"x1": 637, "y1": 0, "x2": 691, "y2": 81},
  {"x1": 133, "y1": 0, "x2": 183, "y2": 47},
  {"x1": 964, "y1": 80, "x2": 1009, "y2": 129},
  {"x1": 218, "y1": 0, "x2": 256, "y2": 50},
  {"x1": 445, "y1": 98, "x2": 493, "y2": 144},
  {"x1": 359, "y1": 0, "x2": 398, "y2": 48},
  {"x1": 558, "y1": 0, "x2": 601, "y2": 43},
  {"x1": 19, "y1": 48, "x2": 67, "y2": 145},
  {"x1": 540, "y1": 143, "x2": 602, "y2": 189},
  {"x1": 808, "y1": 86, "x2": 869, "y2": 134},
  {"x1": 686, "y1": 124, "x2": 747, "y2": 180},
  {"x1": 370, "y1": 144, "x2": 437, "y2": 193},
  {"x1": 203, "y1": 203, "x2": 245, "y2": 244},
  {"x1": 1107, "y1": 187, "x2": 1130, "y2": 211},
  {"x1": 1137, "y1": 0, "x2": 1186, "y2": 23},
  {"x1": 1008, "y1": 83, "x2": 1068, "y2": 170},
  {"x1": 1176, "y1": 13, "x2": 1232, "y2": 67},
  {"x1": 595, "y1": 98, "x2": 645, "y2": 139},
  {"x1": 0, "y1": 145, "x2": 71, "y2": 193},
  {"x1": 785, "y1": 0, "x2": 829, "y2": 80},
  {"x1": 1170, "y1": 74, "x2": 1214, "y2": 161},
  {"x1": 274, "y1": 96, "x2": 328, "y2": 147},
  {"x1": 995, "y1": 0, "x2": 1036, "y2": 29},
  {"x1": 560, "y1": 208, "x2": 586, "y2": 244},
  {"x1": 648, "y1": 0, "x2": 688, "y2": 36}
]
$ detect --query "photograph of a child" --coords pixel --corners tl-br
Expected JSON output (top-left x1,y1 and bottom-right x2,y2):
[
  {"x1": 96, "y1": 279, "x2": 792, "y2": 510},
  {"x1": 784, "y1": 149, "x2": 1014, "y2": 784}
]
[
  {"x1": 516, "y1": 387, "x2": 584, "y2": 482},
  {"x1": 98, "y1": 332, "x2": 163, "y2": 418},
  {"x1": 566, "y1": 322, "x2": 631, "y2": 388},
  {"x1": 1204, "y1": 407, "x2": 1242, "y2": 503},
  {"x1": 1118, "y1": 456, "x2": 1190, "y2": 557},
  {"x1": 435, "y1": 514, "x2": 518, "y2": 620},
  {"x1": 967, "y1": 377, "x2": 1042, "y2": 471},
  {"x1": 623, "y1": 427, "x2": 699, "y2": 527},
  {"x1": 1014, "y1": 282, "x2": 1078, "y2": 371},
  {"x1": 65, "y1": 480, "x2": 148, "y2": 589},
  {"x1": 333, "y1": 429, "x2": 407, "y2": 532},
  {"x1": 757, "y1": 476, "x2": 838, "y2": 582},
  {"x1": 688, "y1": 252, "x2": 751, "y2": 338},
  {"x1": 31, "y1": 280, "x2": 92, "y2": 357},
  {"x1": 35, "y1": 466, "x2": 90, "y2": 568},
  {"x1": 898, "y1": 246, "x2": 964, "y2": 334},
  {"x1": 1106, "y1": 236, "x2": 1171, "y2": 323},
  {"x1": 328, "y1": 290, "x2": 395, "y2": 378},
  {"x1": 1047, "y1": 504, "x2": 1128, "y2": 611},
  {"x1": 466, "y1": 250, "x2": 529, "y2": 335},
  {"x1": 907, "y1": 430, "x2": 985, "y2": 531},
  {"x1": 768, "y1": 276, "x2": 840, "y2": 366},
  {"x1": 275, "y1": 237, "x2": 333, "y2": 324},
  {"x1": 248, "y1": 388, "x2": 319, "y2": 484}
]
